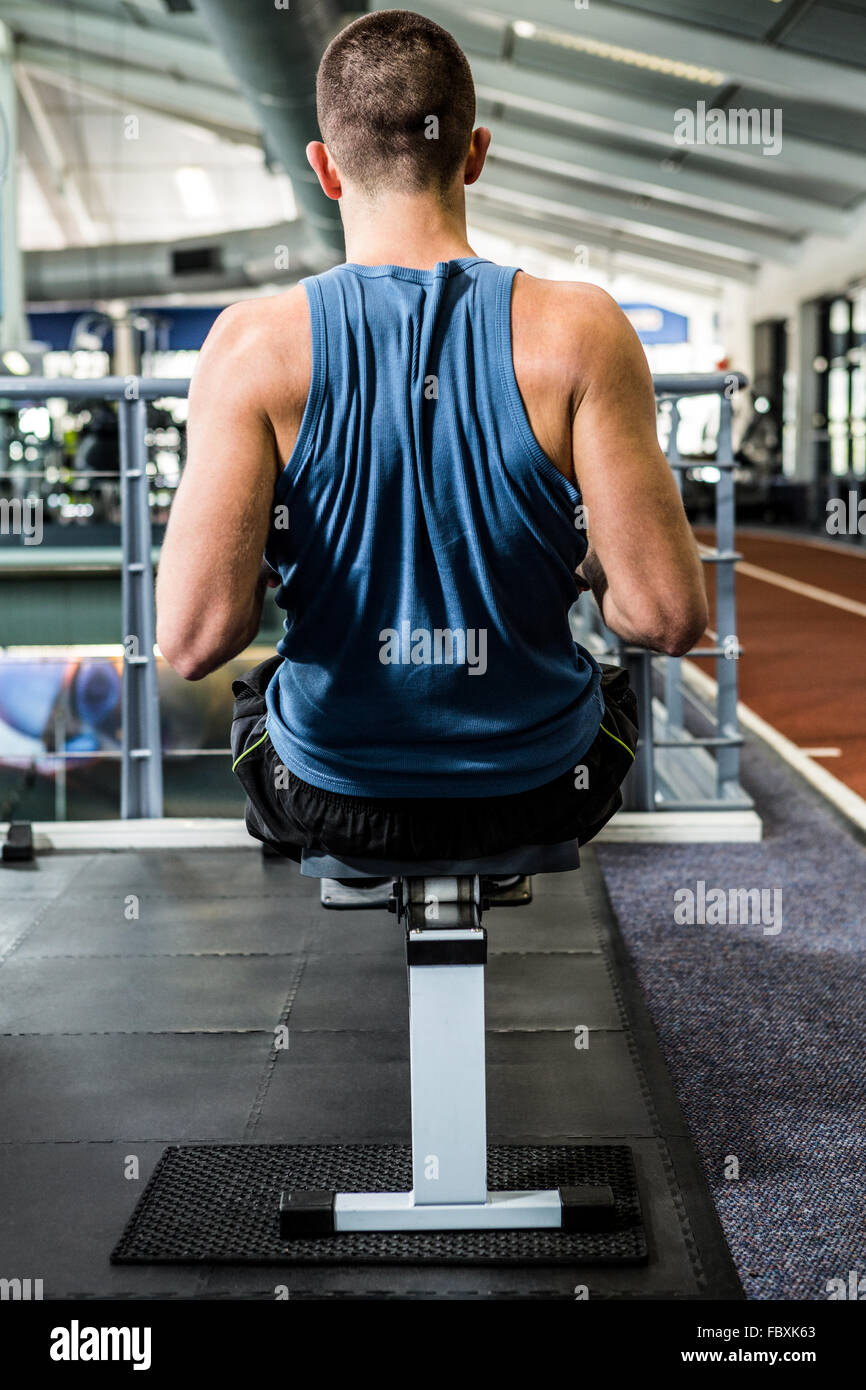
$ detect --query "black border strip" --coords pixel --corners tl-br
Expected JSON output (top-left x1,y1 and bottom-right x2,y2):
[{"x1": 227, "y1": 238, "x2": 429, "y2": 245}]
[{"x1": 581, "y1": 847, "x2": 745, "y2": 1300}]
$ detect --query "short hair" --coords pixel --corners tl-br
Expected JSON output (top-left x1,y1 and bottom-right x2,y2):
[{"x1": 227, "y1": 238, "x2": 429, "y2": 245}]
[{"x1": 316, "y1": 10, "x2": 476, "y2": 198}]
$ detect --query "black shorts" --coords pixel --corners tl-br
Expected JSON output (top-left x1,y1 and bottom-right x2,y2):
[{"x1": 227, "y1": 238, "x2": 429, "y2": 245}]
[{"x1": 230, "y1": 656, "x2": 638, "y2": 864}]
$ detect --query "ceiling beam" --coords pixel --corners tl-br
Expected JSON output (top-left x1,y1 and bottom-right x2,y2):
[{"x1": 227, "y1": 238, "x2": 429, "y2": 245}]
[
  {"x1": 468, "y1": 54, "x2": 866, "y2": 190},
  {"x1": 485, "y1": 116, "x2": 848, "y2": 236},
  {"x1": 467, "y1": 195, "x2": 758, "y2": 285},
  {"x1": 443, "y1": 0, "x2": 866, "y2": 111},
  {"x1": 481, "y1": 158, "x2": 800, "y2": 263},
  {"x1": 15, "y1": 67, "x2": 100, "y2": 244},
  {"x1": 16, "y1": 40, "x2": 256, "y2": 139},
  {"x1": 17, "y1": 69, "x2": 118, "y2": 245},
  {"x1": 0, "y1": 0, "x2": 210, "y2": 50},
  {"x1": 0, "y1": 1, "x2": 231, "y2": 86},
  {"x1": 22, "y1": 63, "x2": 255, "y2": 151},
  {"x1": 18, "y1": 118, "x2": 81, "y2": 246}
]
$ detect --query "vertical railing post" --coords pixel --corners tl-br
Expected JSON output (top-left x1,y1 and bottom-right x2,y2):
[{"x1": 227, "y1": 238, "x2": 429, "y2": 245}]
[
  {"x1": 118, "y1": 386, "x2": 163, "y2": 818},
  {"x1": 53, "y1": 708, "x2": 67, "y2": 822},
  {"x1": 663, "y1": 398, "x2": 685, "y2": 736},
  {"x1": 714, "y1": 391, "x2": 740, "y2": 801}
]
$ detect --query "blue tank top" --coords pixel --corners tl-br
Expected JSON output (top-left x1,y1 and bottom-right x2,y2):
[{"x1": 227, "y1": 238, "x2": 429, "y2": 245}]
[{"x1": 264, "y1": 257, "x2": 603, "y2": 797}]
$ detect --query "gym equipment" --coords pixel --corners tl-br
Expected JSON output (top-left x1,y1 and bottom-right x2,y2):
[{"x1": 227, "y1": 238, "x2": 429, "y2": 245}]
[
  {"x1": 1, "y1": 820, "x2": 33, "y2": 863},
  {"x1": 279, "y1": 841, "x2": 619, "y2": 1237}
]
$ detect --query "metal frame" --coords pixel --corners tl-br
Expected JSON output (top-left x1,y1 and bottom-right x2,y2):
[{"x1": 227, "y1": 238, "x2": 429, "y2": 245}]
[
  {"x1": 572, "y1": 372, "x2": 749, "y2": 812},
  {"x1": 0, "y1": 377, "x2": 186, "y2": 818},
  {"x1": 280, "y1": 872, "x2": 614, "y2": 1236},
  {"x1": 116, "y1": 392, "x2": 163, "y2": 818}
]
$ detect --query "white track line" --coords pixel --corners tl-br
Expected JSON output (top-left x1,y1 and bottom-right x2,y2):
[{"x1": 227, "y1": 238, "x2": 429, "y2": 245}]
[
  {"x1": 735, "y1": 559, "x2": 866, "y2": 618},
  {"x1": 733, "y1": 526, "x2": 866, "y2": 560},
  {"x1": 698, "y1": 540, "x2": 866, "y2": 617}
]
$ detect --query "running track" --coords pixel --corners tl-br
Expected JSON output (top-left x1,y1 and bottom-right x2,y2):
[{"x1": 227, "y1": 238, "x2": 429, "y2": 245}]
[{"x1": 695, "y1": 528, "x2": 866, "y2": 800}]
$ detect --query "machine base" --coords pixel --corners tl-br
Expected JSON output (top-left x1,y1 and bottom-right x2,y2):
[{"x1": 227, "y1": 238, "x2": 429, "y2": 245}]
[{"x1": 112, "y1": 1142, "x2": 645, "y2": 1265}]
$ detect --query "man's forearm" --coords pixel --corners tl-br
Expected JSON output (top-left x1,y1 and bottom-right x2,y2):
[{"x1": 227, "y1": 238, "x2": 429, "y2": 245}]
[
  {"x1": 165, "y1": 568, "x2": 270, "y2": 680},
  {"x1": 221, "y1": 560, "x2": 282, "y2": 667},
  {"x1": 233, "y1": 573, "x2": 269, "y2": 655}
]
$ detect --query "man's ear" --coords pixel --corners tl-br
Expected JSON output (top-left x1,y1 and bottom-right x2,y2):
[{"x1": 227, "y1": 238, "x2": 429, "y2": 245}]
[
  {"x1": 306, "y1": 141, "x2": 342, "y2": 200},
  {"x1": 464, "y1": 127, "x2": 491, "y2": 186}
]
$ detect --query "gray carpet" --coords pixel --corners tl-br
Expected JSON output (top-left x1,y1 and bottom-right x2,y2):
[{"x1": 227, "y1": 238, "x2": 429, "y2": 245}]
[{"x1": 597, "y1": 734, "x2": 866, "y2": 1300}]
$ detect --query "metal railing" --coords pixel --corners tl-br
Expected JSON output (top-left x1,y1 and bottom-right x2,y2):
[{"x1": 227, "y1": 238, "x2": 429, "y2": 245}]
[
  {"x1": 0, "y1": 377, "x2": 186, "y2": 818},
  {"x1": 0, "y1": 371, "x2": 748, "y2": 819},
  {"x1": 572, "y1": 371, "x2": 749, "y2": 811}
]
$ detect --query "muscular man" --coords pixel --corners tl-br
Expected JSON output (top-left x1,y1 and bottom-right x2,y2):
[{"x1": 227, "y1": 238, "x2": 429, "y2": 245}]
[{"x1": 156, "y1": 10, "x2": 707, "y2": 862}]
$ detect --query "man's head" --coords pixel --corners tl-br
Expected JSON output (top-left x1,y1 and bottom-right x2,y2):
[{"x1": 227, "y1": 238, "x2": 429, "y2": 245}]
[{"x1": 309, "y1": 10, "x2": 485, "y2": 205}]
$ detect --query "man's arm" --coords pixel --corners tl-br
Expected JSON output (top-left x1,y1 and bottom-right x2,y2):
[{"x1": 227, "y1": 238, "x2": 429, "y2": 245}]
[
  {"x1": 570, "y1": 288, "x2": 707, "y2": 656},
  {"x1": 155, "y1": 303, "x2": 281, "y2": 681}
]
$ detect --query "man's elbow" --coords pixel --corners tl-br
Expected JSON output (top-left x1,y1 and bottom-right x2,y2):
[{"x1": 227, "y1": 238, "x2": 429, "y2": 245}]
[
  {"x1": 172, "y1": 653, "x2": 214, "y2": 682},
  {"x1": 657, "y1": 597, "x2": 709, "y2": 658},
  {"x1": 156, "y1": 622, "x2": 220, "y2": 681}
]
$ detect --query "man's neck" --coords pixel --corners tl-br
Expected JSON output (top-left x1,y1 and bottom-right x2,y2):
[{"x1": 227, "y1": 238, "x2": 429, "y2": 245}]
[{"x1": 341, "y1": 190, "x2": 476, "y2": 269}]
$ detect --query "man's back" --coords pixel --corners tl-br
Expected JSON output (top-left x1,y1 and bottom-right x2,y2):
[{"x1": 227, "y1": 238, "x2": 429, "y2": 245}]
[
  {"x1": 161, "y1": 263, "x2": 705, "y2": 679},
  {"x1": 248, "y1": 265, "x2": 611, "y2": 491},
  {"x1": 255, "y1": 256, "x2": 605, "y2": 798},
  {"x1": 262, "y1": 253, "x2": 578, "y2": 488}
]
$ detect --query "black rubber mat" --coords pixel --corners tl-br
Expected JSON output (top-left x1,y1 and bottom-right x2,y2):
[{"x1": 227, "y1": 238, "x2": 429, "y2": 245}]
[{"x1": 111, "y1": 1142, "x2": 645, "y2": 1265}]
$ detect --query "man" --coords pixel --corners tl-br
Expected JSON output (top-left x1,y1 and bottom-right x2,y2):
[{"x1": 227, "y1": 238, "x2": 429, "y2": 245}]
[{"x1": 156, "y1": 10, "x2": 707, "y2": 863}]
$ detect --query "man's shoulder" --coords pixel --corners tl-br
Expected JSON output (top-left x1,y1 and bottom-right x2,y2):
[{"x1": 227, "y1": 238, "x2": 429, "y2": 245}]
[
  {"x1": 210, "y1": 285, "x2": 309, "y2": 345},
  {"x1": 511, "y1": 273, "x2": 631, "y2": 404},
  {"x1": 514, "y1": 273, "x2": 627, "y2": 346},
  {"x1": 201, "y1": 288, "x2": 311, "y2": 414}
]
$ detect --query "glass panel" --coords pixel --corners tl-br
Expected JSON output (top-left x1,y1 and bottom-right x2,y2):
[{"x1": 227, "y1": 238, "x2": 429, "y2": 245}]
[
  {"x1": 829, "y1": 298, "x2": 851, "y2": 337},
  {"x1": 829, "y1": 428, "x2": 849, "y2": 476},
  {"x1": 828, "y1": 366, "x2": 850, "y2": 422}
]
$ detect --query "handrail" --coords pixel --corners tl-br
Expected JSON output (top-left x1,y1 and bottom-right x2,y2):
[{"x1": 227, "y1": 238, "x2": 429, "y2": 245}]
[
  {"x1": 653, "y1": 371, "x2": 747, "y2": 396},
  {"x1": 0, "y1": 376, "x2": 190, "y2": 400}
]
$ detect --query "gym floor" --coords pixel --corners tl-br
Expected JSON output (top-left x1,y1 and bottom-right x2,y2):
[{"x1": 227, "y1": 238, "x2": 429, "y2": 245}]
[{"x1": 0, "y1": 836, "x2": 740, "y2": 1299}]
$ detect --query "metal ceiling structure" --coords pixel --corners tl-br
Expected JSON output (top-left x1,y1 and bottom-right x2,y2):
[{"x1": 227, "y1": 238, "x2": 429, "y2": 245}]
[{"x1": 2, "y1": 0, "x2": 866, "y2": 299}]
